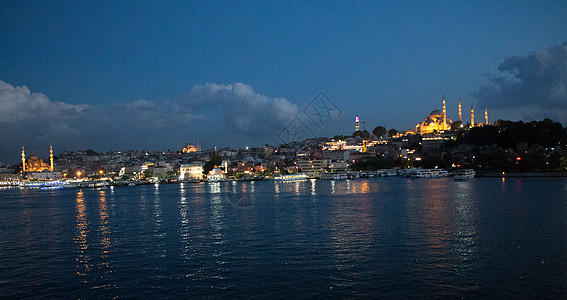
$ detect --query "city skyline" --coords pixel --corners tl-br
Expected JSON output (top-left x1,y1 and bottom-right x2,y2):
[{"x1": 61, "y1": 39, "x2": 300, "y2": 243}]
[{"x1": 1, "y1": 1, "x2": 567, "y2": 163}]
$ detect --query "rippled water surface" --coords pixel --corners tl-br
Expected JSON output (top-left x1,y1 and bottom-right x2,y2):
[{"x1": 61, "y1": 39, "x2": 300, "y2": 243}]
[{"x1": 2, "y1": 177, "x2": 567, "y2": 298}]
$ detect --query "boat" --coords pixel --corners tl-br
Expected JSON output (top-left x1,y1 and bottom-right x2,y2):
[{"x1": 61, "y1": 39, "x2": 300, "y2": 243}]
[
  {"x1": 319, "y1": 172, "x2": 348, "y2": 180},
  {"x1": 274, "y1": 174, "x2": 308, "y2": 181},
  {"x1": 410, "y1": 169, "x2": 431, "y2": 178},
  {"x1": 87, "y1": 181, "x2": 106, "y2": 188},
  {"x1": 454, "y1": 169, "x2": 476, "y2": 180},
  {"x1": 380, "y1": 169, "x2": 399, "y2": 177},
  {"x1": 429, "y1": 169, "x2": 450, "y2": 177}
]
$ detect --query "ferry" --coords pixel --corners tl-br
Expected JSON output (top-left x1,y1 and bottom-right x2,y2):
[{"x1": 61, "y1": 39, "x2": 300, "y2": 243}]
[
  {"x1": 379, "y1": 169, "x2": 399, "y2": 177},
  {"x1": 319, "y1": 172, "x2": 348, "y2": 180},
  {"x1": 410, "y1": 169, "x2": 431, "y2": 178},
  {"x1": 410, "y1": 169, "x2": 450, "y2": 178},
  {"x1": 454, "y1": 169, "x2": 476, "y2": 180},
  {"x1": 274, "y1": 174, "x2": 308, "y2": 181}
]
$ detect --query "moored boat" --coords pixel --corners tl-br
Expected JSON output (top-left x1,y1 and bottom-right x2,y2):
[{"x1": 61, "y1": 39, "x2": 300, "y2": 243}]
[
  {"x1": 454, "y1": 169, "x2": 476, "y2": 180},
  {"x1": 274, "y1": 174, "x2": 308, "y2": 181}
]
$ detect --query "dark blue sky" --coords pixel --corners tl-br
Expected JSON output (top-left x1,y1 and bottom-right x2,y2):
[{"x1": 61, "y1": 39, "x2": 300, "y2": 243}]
[{"x1": 1, "y1": 1, "x2": 567, "y2": 162}]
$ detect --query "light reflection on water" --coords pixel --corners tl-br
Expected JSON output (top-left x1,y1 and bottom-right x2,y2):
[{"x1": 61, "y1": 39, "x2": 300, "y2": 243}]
[
  {"x1": 2, "y1": 178, "x2": 567, "y2": 298},
  {"x1": 74, "y1": 189, "x2": 89, "y2": 282}
]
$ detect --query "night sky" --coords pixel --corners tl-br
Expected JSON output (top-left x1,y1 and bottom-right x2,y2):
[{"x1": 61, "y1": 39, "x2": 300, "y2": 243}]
[{"x1": 1, "y1": 1, "x2": 566, "y2": 163}]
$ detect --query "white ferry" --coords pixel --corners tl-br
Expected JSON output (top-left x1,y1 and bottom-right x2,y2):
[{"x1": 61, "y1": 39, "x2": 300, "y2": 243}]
[
  {"x1": 319, "y1": 173, "x2": 348, "y2": 180},
  {"x1": 410, "y1": 169, "x2": 450, "y2": 178},
  {"x1": 273, "y1": 174, "x2": 308, "y2": 181},
  {"x1": 454, "y1": 169, "x2": 476, "y2": 180},
  {"x1": 410, "y1": 169, "x2": 431, "y2": 178}
]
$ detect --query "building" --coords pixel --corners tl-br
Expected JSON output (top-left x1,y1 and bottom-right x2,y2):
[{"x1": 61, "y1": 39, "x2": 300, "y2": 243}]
[
  {"x1": 414, "y1": 96, "x2": 489, "y2": 134},
  {"x1": 29, "y1": 171, "x2": 63, "y2": 180},
  {"x1": 179, "y1": 163, "x2": 203, "y2": 181},
  {"x1": 297, "y1": 159, "x2": 326, "y2": 177},
  {"x1": 207, "y1": 167, "x2": 225, "y2": 181},
  {"x1": 182, "y1": 142, "x2": 201, "y2": 153},
  {"x1": 21, "y1": 145, "x2": 55, "y2": 173},
  {"x1": 323, "y1": 150, "x2": 349, "y2": 163},
  {"x1": 415, "y1": 110, "x2": 453, "y2": 134}
]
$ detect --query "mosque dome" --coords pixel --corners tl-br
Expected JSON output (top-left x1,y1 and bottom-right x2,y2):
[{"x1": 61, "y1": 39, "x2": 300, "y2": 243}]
[
  {"x1": 415, "y1": 108, "x2": 453, "y2": 134},
  {"x1": 429, "y1": 110, "x2": 443, "y2": 117},
  {"x1": 182, "y1": 143, "x2": 200, "y2": 153}
]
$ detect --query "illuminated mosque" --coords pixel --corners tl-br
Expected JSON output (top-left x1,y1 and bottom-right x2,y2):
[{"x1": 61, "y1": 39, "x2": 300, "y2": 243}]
[
  {"x1": 414, "y1": 96, "x2": 488, "y2": 134},
  {"x1": 21, "y1": 145, "x2": 54, "y2": 173},
  {"x1": 182, "y1": 141, "x2": 201, "y2": 153}
]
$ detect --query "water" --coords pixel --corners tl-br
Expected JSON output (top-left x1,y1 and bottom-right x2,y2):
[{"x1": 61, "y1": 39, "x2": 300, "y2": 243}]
[{"x1": 1, "y1": 177, "x2": 567, "y2": 298}]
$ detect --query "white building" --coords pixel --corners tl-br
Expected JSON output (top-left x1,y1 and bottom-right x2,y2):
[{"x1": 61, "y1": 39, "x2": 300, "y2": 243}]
[
  {"x1": 29, "y1": 171, "x2": 63, "y2": 180},
  {"x1": 179, "y1": 163, "x2": 204, "y2": 181}
]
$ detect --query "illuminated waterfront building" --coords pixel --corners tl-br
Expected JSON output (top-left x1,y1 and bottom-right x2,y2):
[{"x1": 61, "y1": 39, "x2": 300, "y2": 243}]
[
  {"x1": 20, "y1": 145, "x2": 53, "y2": 173},
  {"x1": 179, "y1": 163, "x2": 203, "y2": 181},
  {"x1": 355, "y1": 116, "x2": 360, "y2": 132}
]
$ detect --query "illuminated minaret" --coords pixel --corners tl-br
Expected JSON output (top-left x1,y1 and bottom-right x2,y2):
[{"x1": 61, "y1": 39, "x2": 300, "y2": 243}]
[
  {"x1": 458, "y1": 98, "x2": 462, "y2": 122},
  {"x1": 442, "y1": 95, "x2": 447, "y2": 130},
  {"x1": 21, "y1": 146, "x2": 26, "y2": 173},
  {"x1": 355, "y1": 115, "x2": 360, "y2": 132},
  {"x1": 470, "y1": 104, "x2": 475, "y2": 128},
  {"x1": 50, "y1": 144, "x2": 54, "y2": 171},
  {"x1": 485, "y1": 107, "x2": 488, "y2": 125}
]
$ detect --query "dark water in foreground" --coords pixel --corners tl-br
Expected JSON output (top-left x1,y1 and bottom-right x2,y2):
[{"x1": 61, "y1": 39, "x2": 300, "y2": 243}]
[{"x1": 1, "y1": 177, "x2": 567, "y2": 298}]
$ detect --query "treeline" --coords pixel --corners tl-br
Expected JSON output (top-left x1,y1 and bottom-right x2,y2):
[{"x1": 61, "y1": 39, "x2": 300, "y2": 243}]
[
  {"x1": 461, "y1": 118, "x2": 566, "y2": 148},
  {"x1": 351, "y1": 118, "x2": 567, "y2": 172}
]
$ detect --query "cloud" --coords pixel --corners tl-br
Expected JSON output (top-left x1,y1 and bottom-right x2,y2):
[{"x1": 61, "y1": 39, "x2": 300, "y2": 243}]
[
  {"x1": 0, "y1": 80, "x2": 298, "y2": 163},
  {"x1": 183, "y1": 82, "x2": 298, "y2": 136},
  {"x1": 0, "y1": 80, "x2": 88, "y2": 140},
  {"x1": 474, "y1": 42, "x2": 567, "y2": 124}
]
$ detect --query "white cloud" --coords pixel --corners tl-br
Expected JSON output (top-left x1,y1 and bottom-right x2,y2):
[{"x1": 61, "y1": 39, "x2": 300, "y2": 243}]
[
  {"x1": 0, "y1": 80, "x2": 88, "y2": 123},
  {"x1": 183, "y1": 82, "x2": 298, "y2": 136},
  {"x1": 0, "y1": 80, "x2": 298, "y2": 162}
]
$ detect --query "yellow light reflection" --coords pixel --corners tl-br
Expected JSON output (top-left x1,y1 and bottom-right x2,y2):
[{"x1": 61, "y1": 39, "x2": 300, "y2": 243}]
[{"x1": 74, "y1": 189, "x2": 89, "y2": 282}]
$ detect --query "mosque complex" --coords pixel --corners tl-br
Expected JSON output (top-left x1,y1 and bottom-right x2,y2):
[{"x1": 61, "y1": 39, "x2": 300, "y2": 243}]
[{"x1": 411, "y1": 95, "x2": 488, "y2": 135}]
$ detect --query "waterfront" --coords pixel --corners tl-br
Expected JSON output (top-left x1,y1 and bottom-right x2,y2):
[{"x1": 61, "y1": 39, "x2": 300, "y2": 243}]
[{"x1": 1, "y1": 177, "x2": 567, "y2": 298}]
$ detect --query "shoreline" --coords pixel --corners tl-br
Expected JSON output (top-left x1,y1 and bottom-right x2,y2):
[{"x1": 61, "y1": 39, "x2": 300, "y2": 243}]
[{"x1": 476, "y1": 171, "x2": 567, "y2": 178}]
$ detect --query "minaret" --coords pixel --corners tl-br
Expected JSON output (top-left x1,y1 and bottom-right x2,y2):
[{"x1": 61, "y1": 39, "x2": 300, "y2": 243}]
[
  {"x1": 470, "y1": 105, "x2": 475, "y2": 128},
  {"x1": 355, "y1": 116, "x2": 360, "y2": 132},
  {"x1": 50, "y1": 144, "x2": 54, "y2": 171},
  {"x1": 484, "y1": 107, "x2": 488, "y2": 125},
  {"x1": 21, "y1": 146, "x2": 26, "y2": 173},
  {"x1": 458, "y1": 98, "x2": 462, "y2": 122},
  {"x1": 442, "y1": 95, "x2": 447, "y2": 130}
]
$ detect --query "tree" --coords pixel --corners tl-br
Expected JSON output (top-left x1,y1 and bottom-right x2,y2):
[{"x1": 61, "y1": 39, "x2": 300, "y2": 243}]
[
  {"x1": 143, "y1": 170, "x2": 153, "y2": 178},
  {"x1": 450, "y1": 121, "x2": 464, "y2": 131},
  {"x1": 353, "y1": 130, "x2": 370, "y2": 139},
  {"x1": 372, "y1": 126, "x2": 387, "y2": 138},
  {"x1": 204, "y1": 153, "x2": 223, "y2": 174},
  {"x1": 387, "y1": 128, "x2": 398, "y2": 137},
  {"x1": 333, "y1": 135, "x2": 349, "y2": 140}
]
